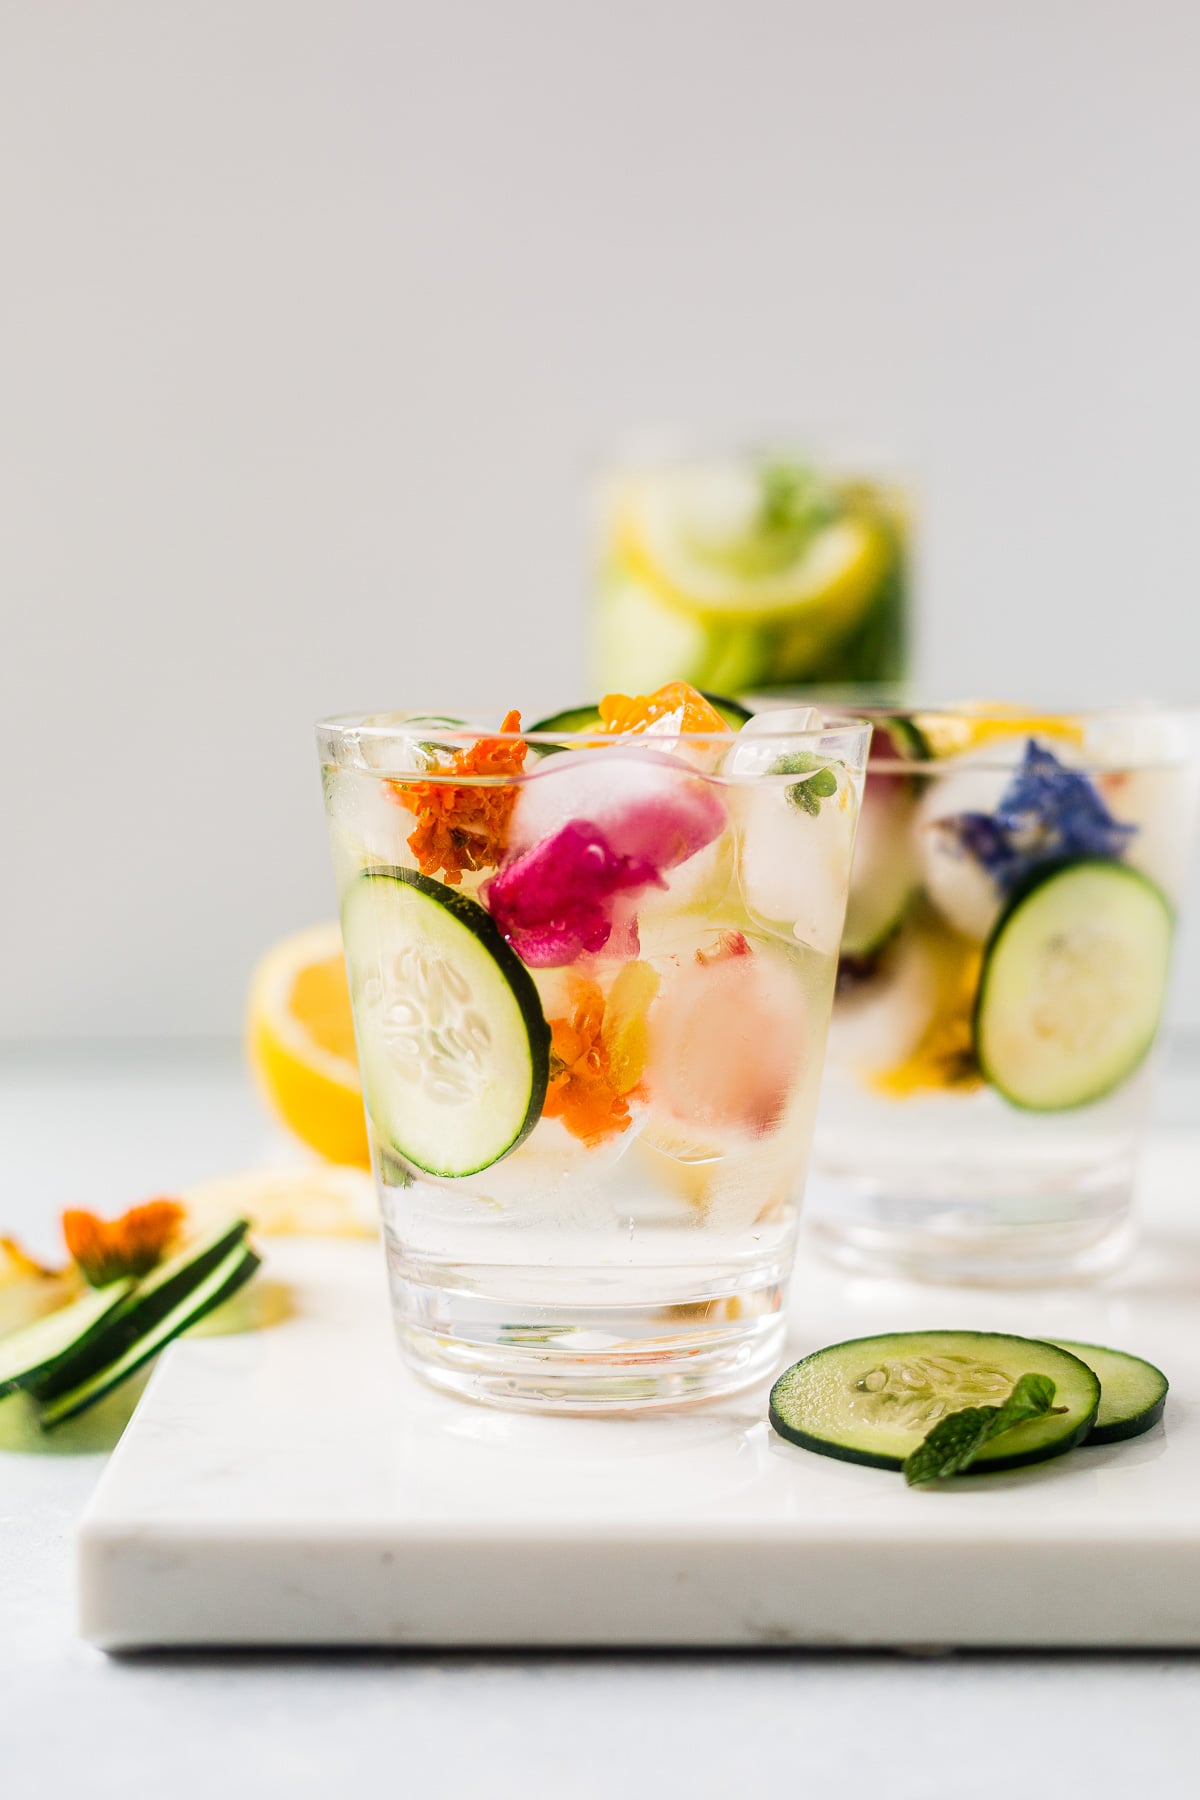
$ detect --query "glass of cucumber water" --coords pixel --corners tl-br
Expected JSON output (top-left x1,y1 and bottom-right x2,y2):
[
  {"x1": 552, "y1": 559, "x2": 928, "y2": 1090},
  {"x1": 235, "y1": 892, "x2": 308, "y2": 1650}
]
[
  {"x1": 807, "y1": 703, "x2": 1199, "y2": 1283},
  {"x1": 591, "y1": 447, "x2": 908, "y2": 695},
  {"x1": 317, "y1": 690, "x2": 871, "y2": 1410}
]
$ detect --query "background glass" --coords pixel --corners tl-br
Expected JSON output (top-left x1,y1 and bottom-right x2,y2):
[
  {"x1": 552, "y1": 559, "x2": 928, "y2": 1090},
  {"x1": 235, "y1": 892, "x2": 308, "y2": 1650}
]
[
  {"x1": 591, "y1": 448, "x2": 908, "y2": 697},
  {"x1": 807, "y1": 704, "x2": 1199, "y2": 1283}
]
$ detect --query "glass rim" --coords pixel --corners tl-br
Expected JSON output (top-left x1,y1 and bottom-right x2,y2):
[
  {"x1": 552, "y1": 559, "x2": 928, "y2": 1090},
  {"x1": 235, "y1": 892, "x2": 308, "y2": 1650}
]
[
  {"x1": 752, "y1": 696, "x2": 1200, "y2": 774},
  {"x1": 827, "y1": 698, "x2": 1200, "y2": 721},
  {"x1": 315, "y1": 708, "x2": 874, "y2": 755}
]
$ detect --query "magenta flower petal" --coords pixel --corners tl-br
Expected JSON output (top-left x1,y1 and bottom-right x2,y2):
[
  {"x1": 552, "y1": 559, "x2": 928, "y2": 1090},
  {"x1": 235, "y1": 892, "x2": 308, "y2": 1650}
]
[{"x1": 484, "y1": 822, "x2": 663, "y2": 968}]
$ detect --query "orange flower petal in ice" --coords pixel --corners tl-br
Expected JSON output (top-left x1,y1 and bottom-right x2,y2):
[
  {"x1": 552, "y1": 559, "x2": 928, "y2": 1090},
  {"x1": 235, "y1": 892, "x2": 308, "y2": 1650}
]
[
  {"x1": 598, "y1": 681, "x2": 730, "y2": 737},
  {"x1": 386, "y1": 711, "x2": 527, "y2": 885},
  {"x1": 544, "y1": 978, "x2": 634, "y2": 1146},
  {"x1": 63, "y1": 1199, "x2": 186, "y2": 1288},
  {"x1": 694, "y1": 929, "x2": 750, "y2": 966}
]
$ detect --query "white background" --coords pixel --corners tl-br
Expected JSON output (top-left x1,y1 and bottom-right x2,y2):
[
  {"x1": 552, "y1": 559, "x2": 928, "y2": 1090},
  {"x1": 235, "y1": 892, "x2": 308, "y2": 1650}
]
[{"x1": 3, "y1": 0, "x2": 1198, "y2": 1040}]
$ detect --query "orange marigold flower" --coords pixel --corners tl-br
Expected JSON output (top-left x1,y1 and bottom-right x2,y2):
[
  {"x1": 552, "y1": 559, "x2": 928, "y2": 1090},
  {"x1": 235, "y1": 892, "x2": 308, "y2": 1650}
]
[
  {"x1": 598, "y1": 681, "x2": 730, "y2": 737},
  {"x1": 63, "y1": 1199, "x2": 186, "y2": 1288},
  {"x1": 543, "y1": 978, "x2": 633, "y2": 1146},
  {"x1": 385, "y1": 710, "x2": 527, "y2": 885}
]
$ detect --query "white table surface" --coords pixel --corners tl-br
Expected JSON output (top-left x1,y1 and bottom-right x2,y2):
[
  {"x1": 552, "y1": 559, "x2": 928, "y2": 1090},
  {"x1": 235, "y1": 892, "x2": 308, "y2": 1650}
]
[{"x1": 4, "y1": 1044, "x2": 1200, "y2": 1797}]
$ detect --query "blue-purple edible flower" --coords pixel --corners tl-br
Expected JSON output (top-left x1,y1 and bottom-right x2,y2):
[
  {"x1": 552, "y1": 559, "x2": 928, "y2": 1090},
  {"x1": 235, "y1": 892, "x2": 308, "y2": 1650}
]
[{"x1": 941, "y1": 740, "x2": 1135, "y2": 892}]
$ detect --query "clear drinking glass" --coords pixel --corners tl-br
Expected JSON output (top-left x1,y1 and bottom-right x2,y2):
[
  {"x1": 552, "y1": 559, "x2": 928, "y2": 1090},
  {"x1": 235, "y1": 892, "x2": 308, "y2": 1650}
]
[
  {"x1": 591, "y1": 446, "x2": 909, "y2": 695},
  {"x1": 318, "y1": 705, "x2": 871, "y2": 1410},
  {"x1": 808, "y1": 703, "x2": 1199, "y2": 1283}
]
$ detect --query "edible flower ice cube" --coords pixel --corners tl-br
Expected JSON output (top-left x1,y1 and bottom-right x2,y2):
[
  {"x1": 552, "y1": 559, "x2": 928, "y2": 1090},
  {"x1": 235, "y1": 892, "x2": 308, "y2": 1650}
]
[
  {"x1": 598, "y1": 680, "x2": 731, "y2": 738},
  {"x1": 384, "y1": 710, "x2": 527, "y2": 884},
  {"x1": 600, "y1": 959, "x2": 662, "y2": 1094},
  {"x1": 544, "y1": 978, "x2": 635, "y2": 1145},
  {"x1": 487, "y1": 747, "x2": 727, "y2": 967},
  {"x1": 483, "y1": 823, "x2": 662, "y2": 967},
  {"x1": 649, "y1": 940, "x2": 807, "y2": 1137},
  {"x1": 729, "y1": 711, "x2": 856, "y2": 956},
  {"x1": 938, "y1": 740, "x2": 1136, "y2": 894}
]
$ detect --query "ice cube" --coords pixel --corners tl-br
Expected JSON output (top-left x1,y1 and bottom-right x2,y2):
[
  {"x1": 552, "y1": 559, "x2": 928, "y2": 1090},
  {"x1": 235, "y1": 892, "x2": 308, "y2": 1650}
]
[
  {"x1": 341, "y1": 715, "x2": 468, "y2": 776},
  {"x1": 323, "y1": 766, "x2": 411, "y2": 868},
  {"x1": 828, "y1": 928, "x2": 944, "y2": 1071},
  {"x1": 507, "y1": 747, "x2": 726, "y2": 872},
  {"x1": 735, "y1": 779, "x2": 855, "y2": 957},
  {"x1": 722, "y1": 706, "x2": 823, "y2": 779}
]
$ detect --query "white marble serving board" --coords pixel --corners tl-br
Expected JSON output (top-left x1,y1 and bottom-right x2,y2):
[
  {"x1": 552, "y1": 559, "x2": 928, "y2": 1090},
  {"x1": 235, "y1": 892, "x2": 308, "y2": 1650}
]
[{"x1": 79, "y1": 1136, "x2": 1200, "y2": 1650}]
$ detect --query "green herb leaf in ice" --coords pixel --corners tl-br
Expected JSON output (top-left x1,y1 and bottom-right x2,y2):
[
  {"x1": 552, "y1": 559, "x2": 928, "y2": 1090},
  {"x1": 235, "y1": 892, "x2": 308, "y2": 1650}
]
[
  {"x1": 771, "y1": 751, "x2": 841, "y2": 817},
  {"x1": 903, "y1": 1372, "x2": 1065, "y2": 1487}
]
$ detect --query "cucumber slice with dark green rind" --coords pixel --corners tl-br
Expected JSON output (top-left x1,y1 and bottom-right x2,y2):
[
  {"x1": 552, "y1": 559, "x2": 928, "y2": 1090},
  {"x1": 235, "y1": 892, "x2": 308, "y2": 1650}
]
[
  {"x1": 839, "y1": 715, "x2": 930, "y2": 958},
  {"x1": 0, "y1": 1281, "x2": 136, "y2": 1398},
  {"x1": 527, "y1": 705, "x2": 607, "y2": 736},
  {"x1": 528, "y1": 692, "x2": 751, "y2": 737},
  {"x1": 30, "y1": 1220, "x2": 249, "y2": 1403},
  {"x1": 769, "y1": 1331, "x2": 1100, "y2": 1473},
  {"x1": 1049, "y1": 1340, "x2": 1169, "y2": 1444},
  {"x1": 872, "y1": 715, "x2": 931, "y2": 763},
  {"x1": 975, "y1": 860, "x2": 1173, "y2": 1112},
  {"x1": 38, "y1": 1244, "x2": 261, "y2": 1429},
  {"x1": 342, "y1": 868, "x2": 550, "y2": 1179},
  {"x1": 841, "y1": 789, "x2": 920, "y2": 959}
]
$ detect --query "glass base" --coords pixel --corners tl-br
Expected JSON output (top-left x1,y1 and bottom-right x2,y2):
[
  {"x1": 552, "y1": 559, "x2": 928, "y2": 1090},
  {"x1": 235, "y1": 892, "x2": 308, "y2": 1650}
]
[
  {"x1": 806, "y1": 1172, "x2": 1134, "y2": 1286},
  {"x1": 387, "y1": 1260, "x2": 788, "y2": 1413}
]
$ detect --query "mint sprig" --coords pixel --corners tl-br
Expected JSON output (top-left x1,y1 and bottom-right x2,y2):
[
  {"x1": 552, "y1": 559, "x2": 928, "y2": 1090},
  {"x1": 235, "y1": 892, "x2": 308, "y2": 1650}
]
[
  {"x1": 771, "y1": 751, "x2": 840, "y2": 816},
  {"x1": 903, "y1": 1372, "x2": 1064, "y2": 1487}
]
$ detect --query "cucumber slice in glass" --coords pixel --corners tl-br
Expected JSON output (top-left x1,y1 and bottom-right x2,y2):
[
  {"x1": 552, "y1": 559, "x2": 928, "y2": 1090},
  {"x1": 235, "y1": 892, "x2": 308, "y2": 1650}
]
[
  {"x1": 975, "y1": 860, "x2": 1173, "y2": 1111},
  {"x1": 342, "y1": 868, "x2": 550, "y2": 1178},
  {"x1": 839, "y1": 717, "x2": 931, "y2": 958},
  {"x1": 1050, "y1": 1340, "x2": 1168, "y2": 1444},
  {"x1": 841, "y1": 785, "x2": 919, "y2": 958},
  {"x1": 769, "y1": 1331, "x2": 1100, "y2": 1472},
  {"x1": 527, "y1": 705, "x2": 607, "y2": 736}
]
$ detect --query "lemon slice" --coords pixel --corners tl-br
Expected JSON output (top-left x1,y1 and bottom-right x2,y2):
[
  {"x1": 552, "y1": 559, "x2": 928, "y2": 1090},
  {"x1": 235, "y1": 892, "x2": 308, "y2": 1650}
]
[
  {"x1": 914, "y1": 705, "x2": 1085, "y2": 759},
  {"x1": 614, "y1": 464, "x2": 892, "y2": 635},
  {"x1": 0, "y1": 1238, "x2": 81, "y2": 1338},
  {"x1": 182, "y1": 1165, "x2": 377, "y2": 1238},
  {"x1": 245, "y1": 923, "x2": 371, "y2": 1167}
]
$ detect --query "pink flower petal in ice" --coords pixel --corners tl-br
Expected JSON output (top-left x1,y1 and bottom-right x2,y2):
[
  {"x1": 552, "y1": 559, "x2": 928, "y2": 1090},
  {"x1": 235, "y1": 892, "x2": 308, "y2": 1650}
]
[
  {"x1": 605, "y1": 899, "x2": 642, "y2": 962},
  {"x1": 484, "y1": 822, "x2": 663, "y2": 968},
  {"x1": 506, "y1": 749, "x2": 727, "y2": 872}
]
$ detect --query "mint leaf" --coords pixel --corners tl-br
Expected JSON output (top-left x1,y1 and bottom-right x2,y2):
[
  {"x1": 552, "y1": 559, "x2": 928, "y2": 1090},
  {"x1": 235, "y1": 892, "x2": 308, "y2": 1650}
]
[
  {"x1": 991, "y1": 1372, "x2": 1059, "y2": 1435},
  {"x1": 771, "y1": 752, "x2": 842, "y2": 816},
  {"x1": 903, "y1": 1372, "x2": 1062, "y2": 1487}
]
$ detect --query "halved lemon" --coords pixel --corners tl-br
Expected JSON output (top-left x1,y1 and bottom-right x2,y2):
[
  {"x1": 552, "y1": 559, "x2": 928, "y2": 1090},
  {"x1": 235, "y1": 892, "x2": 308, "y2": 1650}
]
[
  {"x1": 245, "y1": 923, "x2": 370, "y2": 1167},
  {"x1": 613, "y1": 463, "x2": 893, "y2": 636},
  {"x1": 0, "y1": 1237, "x2": 80, "y2": 1337},
  {"x1": 913, "y1": 704, "x2": 1085, "y2": 759},
  {"x1": 182, "y1": 1164, "x2": 376, "y2": 1238}
]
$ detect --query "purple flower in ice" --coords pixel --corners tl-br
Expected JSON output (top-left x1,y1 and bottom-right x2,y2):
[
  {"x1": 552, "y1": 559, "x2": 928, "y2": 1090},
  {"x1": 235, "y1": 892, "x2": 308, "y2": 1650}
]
[{"x1": 940, "y1": 740, "x2": 1136, "y2": 891}]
